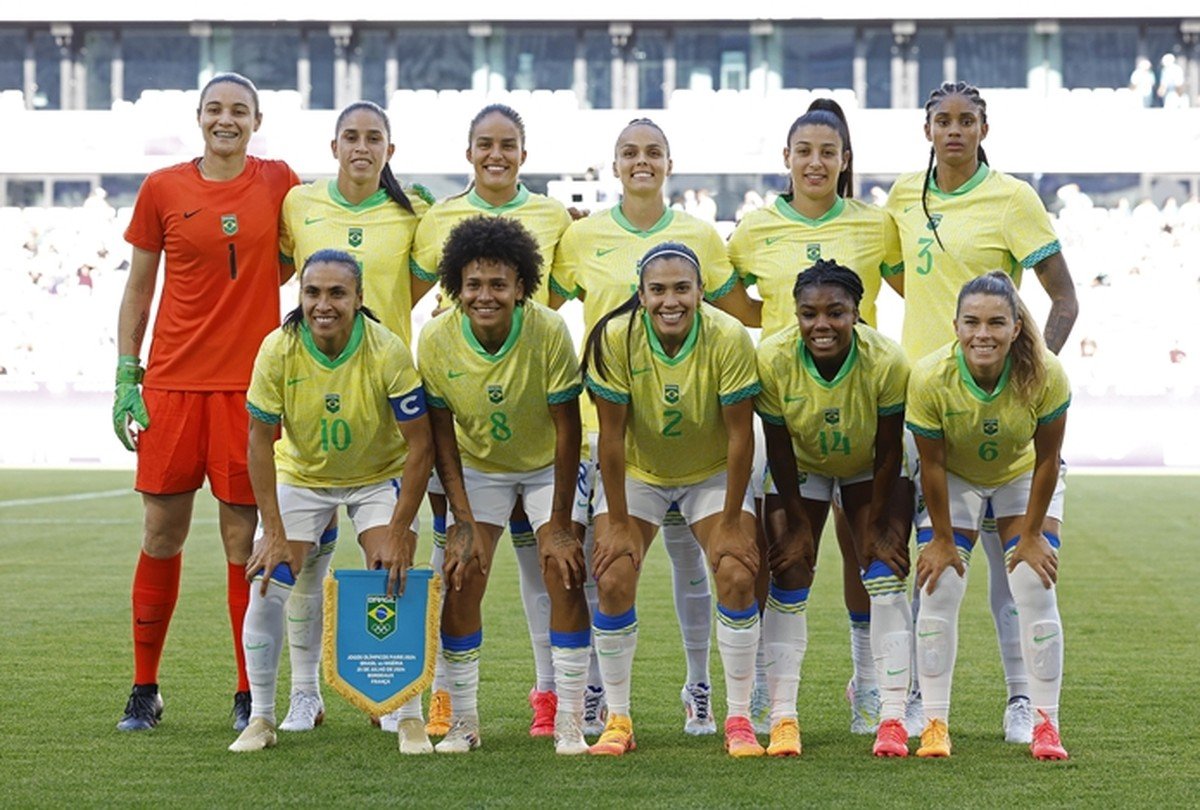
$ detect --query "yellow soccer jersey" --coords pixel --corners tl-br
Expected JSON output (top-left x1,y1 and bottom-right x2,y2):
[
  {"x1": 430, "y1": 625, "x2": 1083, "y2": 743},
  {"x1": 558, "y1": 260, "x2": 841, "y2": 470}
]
[
  {"x1": 727, "y1": 196, "x2": 901, "y2": 338},
  {"x1": 411, "y1": 185, "x2": 571, "y2": 306},
  {"x1": 905, "y1": 343, "x2": 1070, "y2": 488},
  {"x1": 551, "y1": 204, "x2": 739, "y2": 433},
  {"x1": 756, "y1": 324, "x2": 908, "y2": 478},
  {"x1": 884, "y1": 165, "x2": 1061, "y2": 361},
  {"x1": 418, "y1": 301, "x2": 582, "y2": 474},
  {"x1": 585, "y1": 305, "x2": 759, "y2": 487},
  {"x1": 246, "y1": 315, "x2": 426, "y2": 488},
  {"x1": 280, "y1": 180, "x2": 433, "y2": 347}
]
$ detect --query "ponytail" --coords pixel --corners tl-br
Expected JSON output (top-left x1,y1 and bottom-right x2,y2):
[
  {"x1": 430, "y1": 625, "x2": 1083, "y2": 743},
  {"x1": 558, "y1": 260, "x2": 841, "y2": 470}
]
[
  {"x1": 957, "y1": 271, "x2": 1045, "y2": 404},
  {"x1": 335, "y1": 101, "x2": 414, "y2": 214},
  {"x1": 784, "y1": 98, "x2": 854, "y2": 199}
]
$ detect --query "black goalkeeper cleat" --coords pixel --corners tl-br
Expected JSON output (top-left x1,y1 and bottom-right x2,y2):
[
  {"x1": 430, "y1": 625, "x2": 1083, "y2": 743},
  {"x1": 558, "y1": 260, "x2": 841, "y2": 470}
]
[
  {"x1": 232, "y1": 690, "x2": 252, "y2": 731},
  {"x1": 117, "y1": 683, "x2": 163, "y2": 731}
]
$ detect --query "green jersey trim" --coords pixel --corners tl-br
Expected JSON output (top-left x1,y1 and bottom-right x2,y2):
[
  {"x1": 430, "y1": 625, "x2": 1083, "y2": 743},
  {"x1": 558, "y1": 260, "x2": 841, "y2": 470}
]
[
  {"x1": 878, "y1": 402, "x2": 905, "y2": 417},
  {"x1": 906, "y1": 421, "x2": 943, "y2": 440},
  {"x1": 1037, "y1": 397, "x2": 1071, "y2": 425},
  {"x1": 799, "y1": 331, "x2": 859, "y2": 389},
  {"x1": 741, "y1": 271, "x2": 758, "y2": 286},
  {"x1": 427, "y1": 393, "x2": 449, "y2": 409},
  {"x1": 299, "y1": 313, "x2": 365, "y2": 370},
  {"x1": 1022, "y1": 240, "x2": 1062, "y2": 268},
  {"x1": 547, "y1": 384, "x2": 584, "y2": 405},
  {"x1": 467, "y1": 183, "x2": 530, "y2": 213},
  {"x1": 756, "y1": 409, "x2": 786, "y2": 426},
  {"x1": 410, "y1": 183, "x2": 435, "y2": 205},
  {"x1": 880, "y1": 261, "x2": 903, "y2": 278},
  {"x1": 706, "y1": 270, "x2": 738, "y2": 301},
  {"x1": 955, "y1": 344, "x2": 1012, "y2": 402},
  {"x1": 460, "y1": 303, "x2": 524, "y2": 362},
  {"x1": 775, "y1": 194, "x2": 846, "y2": 226},
  {"x1": 327, "y1": 180, "x2": 390, "y2": 212},
  {"x1": 585, "y1": 377, "x2": 630, "y2": 405},
  {"x1": 720, "y1": 382, "x2": 761, "y2": 406},
  {"x1": 928, "y1": 163, "x2": 989, "y2": 198},
  {"x1": 612, "y1": 204, "x2": 674, "y2": 235},
  {"x1": 410, "y1": 256, "x2": 438, "y2": 282},
  {"x1": 549, "y1": 274, "x2": 578, "y2": 300},
  {"x1": 246, "y1": 400, "x2": 281, "y2": 425},
  {"x1": 643, "y1": 309, "x2": 700, "y2": 366}
]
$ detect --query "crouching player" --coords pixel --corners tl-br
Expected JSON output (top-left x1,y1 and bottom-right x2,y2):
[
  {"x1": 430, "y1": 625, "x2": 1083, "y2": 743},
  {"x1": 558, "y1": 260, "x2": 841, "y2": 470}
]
[
  {"x1": 907, "y1": 272, "x2": 1070, "y2": 761},
  {"x1": 418, "y1": 216, "x2": 590, "y2": 755},
  {"x1": 229, "y1": 249, "x2": 434, "y2": 753},
  {"x1": 583, "y1": 242, "x2": 763, "y2": 758}
]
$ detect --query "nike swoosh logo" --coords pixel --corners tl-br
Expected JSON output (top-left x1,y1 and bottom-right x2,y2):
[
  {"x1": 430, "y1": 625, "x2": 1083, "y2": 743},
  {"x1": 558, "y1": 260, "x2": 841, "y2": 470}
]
[
  {"x1": 784, "y1": 395, "x2": 806, "y2": 403},
  {"x1": 917, "y1": 630, "x2": 941, "y2": 638},
  {"x1": 630, "y1": 367, "x2": 650, "y2": 376},
  {"x1": 765, "y1": 236, "x2": 784, "y2": 245},
  {"x1": 246, "y1": 642, "x2": 268, "y2": 650},
  {"x1": 304, "y1": 216, "x2": 324, "y2": 225},
  {"x1": 287, "y1": 377, "x2": 307, "y2": 386},
  {"x1": 453, "y1": 681, "x2": 469, "y2": 688},
  {"x1": 886, "y1": 667, "x2": 908, "y2": 676},
  {"x1": 597, "y1": 648, "x2": 620, "y2": 657},
  {"x1": 448, "y1": 370, "x2": 466, "y2": 379},
  {"x1": 1033, "y1": 632, "x2": 1059, "y2": 644},
  {"x1": 183, "y1": 209, "x2": 201, "y2": 219},
  {"x1": 135, "y1": 618, "x2": 162, "y2": 626},
  {"x1": 944, "y1": 410, "x2": 969, "y2": 417},
  {"x1": 596, "y1": 247, "x2": 618, "y2": 257},
  {"x1": 287, "y1": 616, "x2": 313, "y2": 623},
  {"x1": 689, "y1": 577, "x2": 706, "y2": 586},
  {"x1": 904, "y1": 203, "x2": 919, "y2": 213}
]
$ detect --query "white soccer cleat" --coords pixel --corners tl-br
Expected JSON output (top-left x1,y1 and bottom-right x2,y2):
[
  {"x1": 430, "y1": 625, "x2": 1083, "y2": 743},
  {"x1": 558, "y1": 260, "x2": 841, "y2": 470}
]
[
  {"x1": 398, "y1": 717, "x2": 434, "y2": 755},
  {"x1": 228, "y1": 717, "x2": 277, "y2": 752},
  {"x1": 749, "y1": 679, "x2": 770, "y2": 735},
  {"x1": 279, "y1": 690, "x2": 325, "y2": 732},
  {"x1": 582, "y1": 685, "x2": 607, "y2": 737},
  {"x1": 554, "y1": 712, "x2": 589, "y2": 755},
  {"x1": 847, "y1": 678, "x2": 882, "y2": 735},
  {"x1": 434, "y1": 715, "x2": 481, "y2": 753},
  {"x1": 681, "y1": 682, "x2": 717, "y2": 736},
  {"x1": 377, "y1": 708, "x2": 403, "y2": 733},
  {"x1": 904, "y1": 691, "x2": 925, "y2": 739},
  {"x1": 1004, "y1": 696, "x2": 1035, "y2": 744}
]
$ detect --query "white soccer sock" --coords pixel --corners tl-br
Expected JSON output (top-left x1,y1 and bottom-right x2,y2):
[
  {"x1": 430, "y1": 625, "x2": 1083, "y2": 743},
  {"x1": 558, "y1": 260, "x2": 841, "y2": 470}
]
[
  {"x1": 981, "y1": 529, "x2": 1029, "y2": 700},
  {"x1": 429, "y1": 524, "x2": 449, "y2": 694},
  {"x1": 762, "y1": 587, "x2": 807, "y2": 724},
  {"x1": 397, "y1": 695, "x2": 424, "y2": 720},
  {"x1": 908, "y1": 580, "x2": 923, "y2": 696},
  {"x1": 1007, "y1": 562, "x2": 1064, "y2": 725},
  {"x1": 286, "y1": 545, "x2": 333, "y2": 694},
  {"x1": 716, "y1": 604, "x2": 760, "y2": 718},
  {"x1": 512, "y1": 533, "x2": 555, "y2": 693},
  {"x1": 551, "y1": 638, "x2": 590, "y2": 717},
  {"x1": 870, "y1": 592, "x2": 913, "y2": 722},
  {"x1": 244, "y1": 579, "x2": 290, "y2": 723},
  {"x1": 849, "y1": 611, "x2": 877, "y2": 692},
  {"x1": 441, "y1": 632, "x2": 482, "y2": 718},
  {"x1": 582, "y1": 521, "x2": 603, "y2": 690},
  {"x1": 662, "y1": 517, "x2": 712, "y2": 685},
  {"x1": 594, "y1": 610, "x2": 638, "y2": 717},
  {"x1": 916, "y1": 568, "x2": 967, "y2": 723}
]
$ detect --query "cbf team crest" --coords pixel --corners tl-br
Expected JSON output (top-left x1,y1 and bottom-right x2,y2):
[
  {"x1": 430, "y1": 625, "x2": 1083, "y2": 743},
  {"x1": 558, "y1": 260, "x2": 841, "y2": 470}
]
[
  {"x1": 325, "y1": 393, "x2": 341, "y2": 413},
  {"x1": 664, "y1": 383, "x2": 680, "y2": 404},
  {"x1": 221, "y1": 214, "x2": 238, "y2": 236},
  {"x1": 806, "y1": 243, "x2": 821, "y2": 261},
  {"x1": 366, "y1": 595, "x2": 397, "y2": 640},
  {"x1": 983, "y1": 418, "x2": 999, "y2": 436},
  {"x1": 348, "y1": 227, "x2": 363, "y2": 248},
  {"x1": 487, "y1": 385, "x2": 504, "y2": 404},
  {"x1": 824, "y1": 407, "x2": 841, "y2": 425}
]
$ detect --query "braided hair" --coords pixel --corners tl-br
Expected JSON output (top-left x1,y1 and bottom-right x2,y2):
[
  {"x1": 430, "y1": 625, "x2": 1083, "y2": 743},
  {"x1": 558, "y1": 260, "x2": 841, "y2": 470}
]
[
  {"x1": 922, "y1": 81, "x2": 989, "y2": 250},
  {"x1": 792, "y1": 258, "x2": 865, "y2": 313}
]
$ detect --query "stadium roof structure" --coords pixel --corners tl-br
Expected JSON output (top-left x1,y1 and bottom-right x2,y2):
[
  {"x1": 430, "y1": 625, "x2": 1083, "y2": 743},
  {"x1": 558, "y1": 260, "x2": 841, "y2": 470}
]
[{"x1": 7, "y1": 2, "x2": 1200, "y2": 23}]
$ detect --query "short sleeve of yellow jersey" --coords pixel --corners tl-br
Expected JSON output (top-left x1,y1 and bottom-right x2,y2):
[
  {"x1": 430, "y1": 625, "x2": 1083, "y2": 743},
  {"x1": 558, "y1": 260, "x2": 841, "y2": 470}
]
[
  {"x1": 1005, "y1": 181, "x2": 1062, "y2": 268},
  {"x1": 544, "y1": 312, "x2": 584, "y2": 403},
  {"x1": 695, "y1": 224, "x2": 738, "y2": 301},
  {"x1": 585, "y1": 315, "x2": 633, "y2": 405},
  {"x1": 1036, "y1": 353, "x2": 1071, "y2": 424},
  {"x1": 416, "y1": 312, "x2": 451, "y2": 407},
  {"x1": 382, "y1": 331, "x2": 424, "y2": 400},
  {"x1": 904, "y1": 348, "x2": 951, "y2": 439},
  {"x1": 712, "y1": 313, "x2": 760, "y2": 405},
  {"x1": 411, "y1": 204, "x2": 446, "y2": 281},
  {"x1": 279, "y1": 188, "x2": 299, "y2": 265},
  {"x1": 881, "y1": 208, "x2": 904, "y2": 279},
  {"x1": 726, "y1": 214, "x2": 755, "y2": 285},
  {"x1": 550, "y1": 219, "x2": 585, "y2": 300},
  {"x1": 246, "y1": 329, "x2": 287, "y2": 424},
  {"x1": 874, "y1": 334, "x2": 910, "y2": 415},
  {"x1": 753, "y1": 332, "x2": 788, "y2": 424}
]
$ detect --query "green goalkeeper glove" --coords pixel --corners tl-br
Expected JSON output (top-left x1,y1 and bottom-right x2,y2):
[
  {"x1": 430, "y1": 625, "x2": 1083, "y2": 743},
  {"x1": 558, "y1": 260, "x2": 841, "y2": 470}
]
[{"x1": 113, "y1": 355, "x2": 149, "y2": 451}]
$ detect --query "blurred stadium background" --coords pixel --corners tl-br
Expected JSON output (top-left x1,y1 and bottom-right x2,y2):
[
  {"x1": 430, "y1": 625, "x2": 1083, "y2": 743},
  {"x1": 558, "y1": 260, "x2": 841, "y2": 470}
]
[{"x1": 2, "y1": 2, "x2": 1198, "y2": 468}]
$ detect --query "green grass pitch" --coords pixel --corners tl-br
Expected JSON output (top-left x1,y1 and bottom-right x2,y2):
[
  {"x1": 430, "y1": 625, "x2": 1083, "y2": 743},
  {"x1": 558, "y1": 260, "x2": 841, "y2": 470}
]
[{"x1": 0, "y1": 469, "x2": 1196, "y2": 807}]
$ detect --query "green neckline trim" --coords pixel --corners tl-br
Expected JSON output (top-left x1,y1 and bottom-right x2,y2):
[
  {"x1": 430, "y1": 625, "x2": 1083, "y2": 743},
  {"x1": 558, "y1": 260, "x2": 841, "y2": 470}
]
[
  {"x1": 612, "y1": 204, "x2": 674, "y2": 236},
  {"x1": 775, "y1": 194, "x2": 846, "y2": 226},
  {"x1": 328, "y1": 180, "x2": 390, "y2": 212},
  {"x1": 798, "y1": 330, "x2": 859, "y2": 389},
  {"x1": 955, "y1": 343, "x2": 1011, "y2": 402},
  {"x1": 460, "y1": 303, "x2": 524, "y2": 361},
  {"x1": 300, "y1": 312, "x2": 365, "y2": 369},
  {"x1": 643, "y1": 309, "x2": 699, "y2": 365},
  {"x1": 928, "y1": 163, "x2": 989, "y2": 199},
  {"x1": 467, "y1": 183, "x2": 530, "y2": 213}
]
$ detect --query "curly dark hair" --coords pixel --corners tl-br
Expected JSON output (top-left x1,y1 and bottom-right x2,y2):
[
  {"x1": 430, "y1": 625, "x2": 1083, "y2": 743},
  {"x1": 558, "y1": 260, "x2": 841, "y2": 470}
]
[
  {"x1": 438, "y1": 215, "x2": 543, "y2": 302},
  {"x1": 792, "y1": 257, "x2": 865, "y2": 309}
]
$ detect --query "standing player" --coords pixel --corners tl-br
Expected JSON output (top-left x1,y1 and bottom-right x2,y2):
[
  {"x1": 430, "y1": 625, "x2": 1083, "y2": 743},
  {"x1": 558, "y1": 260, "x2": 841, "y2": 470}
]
[
  {"x1": 550, "y1": 118, "x2": 760, "y2": 736},
  {"x1": 412, "y1": 104, "x2": 573, "y2": 738},
  {"x1": 113, "y1": 73, "x2": 298, "y2": 731},
  {"x1": 727, "y1": 99, "x2": 904, "y2": 734},
  {"x1": 583, "y1": 242, "x2": 762, "y2": 758},
  {"x1": 229, "y1": 250, "x2": 434, "y2": 754},
  {"x1": 885, "y1": 81, "x2": 1078, "y2": 742},
  {"x1": 907, "y1": 272, "x2": 1070, "y2": 761},
  {"x1": 418, "y1": 216, "x2": 589, "y2": 755},
  {"x1": 273, "y1": 100, "x2": 434, "y2": 733},
  {"x1": 754, "y1": 260, "x2": 911, "y2": 758}
]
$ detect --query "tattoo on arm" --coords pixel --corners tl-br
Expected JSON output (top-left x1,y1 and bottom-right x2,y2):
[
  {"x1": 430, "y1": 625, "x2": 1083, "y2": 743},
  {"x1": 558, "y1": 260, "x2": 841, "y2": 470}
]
[
  {"x1": 131, "y1": 312, "x2": 149, "y2": 351},
  {"x1": 1042, "y1": 308, "x2": 1075, "y2": 355}
]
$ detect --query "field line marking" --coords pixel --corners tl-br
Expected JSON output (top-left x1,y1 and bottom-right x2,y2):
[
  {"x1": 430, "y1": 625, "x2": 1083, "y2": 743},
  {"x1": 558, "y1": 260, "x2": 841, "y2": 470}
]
[{"x1": 0, "y1": 488, "x2": 132, "y2": 509}]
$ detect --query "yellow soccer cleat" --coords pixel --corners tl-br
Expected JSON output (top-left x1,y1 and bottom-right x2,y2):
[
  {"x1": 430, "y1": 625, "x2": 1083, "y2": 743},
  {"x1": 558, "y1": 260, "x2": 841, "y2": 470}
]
[
  {"x1": 766, "y1": 717, "x2": 801, "y2": 757},
  {"x1": 588, "y1": 714, "x2": 636, "y2": 756},
  {"x1": 425, "y1": 689, "x2": 451, "y2": 737},
  {"x1": 916, "y1": 718, "x2": 952, "y2": 758}
]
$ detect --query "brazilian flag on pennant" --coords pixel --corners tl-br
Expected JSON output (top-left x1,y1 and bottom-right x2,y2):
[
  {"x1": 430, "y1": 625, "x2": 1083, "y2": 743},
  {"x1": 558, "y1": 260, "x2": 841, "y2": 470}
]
[{"x1": 323, "y1": 569, "x2": 441, "y2": 715}]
